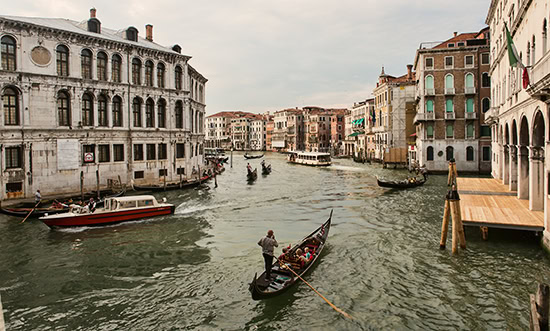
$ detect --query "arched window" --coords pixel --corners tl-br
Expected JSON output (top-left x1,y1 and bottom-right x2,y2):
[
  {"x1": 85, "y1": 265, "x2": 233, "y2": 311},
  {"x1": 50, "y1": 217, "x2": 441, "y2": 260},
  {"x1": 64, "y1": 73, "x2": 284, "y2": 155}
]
[
  {"x1": 132, "y1": 97, "x2": 142, "y2": 127},
  {"x1": 3, "y1": 87, "x2": 19, "y2": 125},
  {"x1": 112, "y1": 54, "x2": 122, "y2": 83},
  {"x1": 157, "y1": 63, "x2": 165, "y2": 88},
  {"x1": 426, "y1": 99, "x2": 434, "y2": 112},
  {"x1": 1, "y1": 36, "x2": 16, "y2": 71},
  {"x1": 132, "y1": 58, "x2": 141, "y2": 85},
  {"x1": 482, "y1": 72, "x2": 490, "y2": 88},
  {"x1": 175, "y1": 101, "x2": 183, "y2": 128},
  {"x1": 527, "y1": 42, "x2": 531, "y2": 67},
  {"x1": 466, "y1": 123, "x2": 474, "y2": 138},
  {"x1": 157, "y1": 99, "x2": 166, "y2": 128},
  {"x1": 446, "y1": 146, "x2": 454, "y2": 161},
  {"x1": 112, "y1": 96, "x2": 122, "y2": 127},
  {"x1": 97, "y1": 52, "x2": 107, "y2": 81},
  {"x1": 446, "y1": 124, "x2": 454, "y2": 138},
  {"x1": 544, "y1": 19, "x2": 548, "y2": 54},
  {"x1": 426, "y1": 124, "x2": 434, "y2": 139},
  {"x1": 56, "y1": 45, "x2": 69, "y2": 76},
  {"x1": 82, "y1": 93, "x2": 94, "y2": 126},
  {"x1": 445, "y1": 74, "x2": 454, "y2": 89},
  {"x1": 446, "y1": 98, "x2": 454, "y2": 113},
  {"x1": 465, "y1": 73, "x2": 474, "y2": 88},
  {"x1": 425, "y1": 75, "x2": 434, "y2": 90},
  {"x1": 466, "y1": 146, "x2": 474, "y2": 161},
  {"x1": 145, "y1": 60, "x2": 154, "y2": 86},
  {"x1": 81, "y1": 49, "x2": 92, "y2": 79},
  {"x1": 175, "y1": 66, "x2": 182, "y2": 90},
  {"x1": 146, "y1": 98, "x2": 154, "y2": 127},
  {"x1": 98, "y1": 94, "x2": 108, "y2": 126},
  {"x1": 57, "y1": 91, "x2": 70, "y2": 126},
  {"x1": 427, "y1": 146, "x2": 434, "y2": 161},
  {"x1": 482, "y1": 98, "x2": 491, "y2": 113}
]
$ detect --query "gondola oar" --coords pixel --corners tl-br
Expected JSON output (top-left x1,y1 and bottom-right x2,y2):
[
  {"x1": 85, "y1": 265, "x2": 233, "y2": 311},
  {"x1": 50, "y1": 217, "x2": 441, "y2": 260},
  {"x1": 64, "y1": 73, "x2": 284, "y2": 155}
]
[
  {"x1": 20, "y1": 201, "x2": 41, "y2": 224},
  {"x1": 275, "y1": 256, "x2": 352, "y2": 319}
]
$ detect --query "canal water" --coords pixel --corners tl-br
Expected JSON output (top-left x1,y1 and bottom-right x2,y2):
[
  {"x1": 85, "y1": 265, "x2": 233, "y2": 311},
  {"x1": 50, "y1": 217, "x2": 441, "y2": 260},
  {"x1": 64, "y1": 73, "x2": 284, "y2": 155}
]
[{"x1": 1, "y1": 152, "x2": 549, "y2": 330}]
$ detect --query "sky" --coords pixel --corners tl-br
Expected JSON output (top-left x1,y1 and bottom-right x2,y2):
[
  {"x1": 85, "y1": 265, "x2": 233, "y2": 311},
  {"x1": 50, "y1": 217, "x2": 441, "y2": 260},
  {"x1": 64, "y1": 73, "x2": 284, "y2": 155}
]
[{"x1": 4, "y1": 0, "x2": 490, "y2": 115}]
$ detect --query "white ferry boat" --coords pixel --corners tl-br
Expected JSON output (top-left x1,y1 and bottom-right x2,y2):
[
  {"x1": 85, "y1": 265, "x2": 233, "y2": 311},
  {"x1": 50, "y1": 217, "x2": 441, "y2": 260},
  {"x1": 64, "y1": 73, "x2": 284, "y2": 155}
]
[{"x1": 287, "y1": 151, "x2": 331, "y2": 166}]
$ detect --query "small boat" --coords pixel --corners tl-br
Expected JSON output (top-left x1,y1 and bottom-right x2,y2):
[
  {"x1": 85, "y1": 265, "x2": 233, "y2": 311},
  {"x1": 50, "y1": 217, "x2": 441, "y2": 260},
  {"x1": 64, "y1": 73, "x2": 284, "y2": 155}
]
[
  {"x1": 249, "y1": 210, "x2": 332, "y2": 300},
  {"x1": 261, "y1": 163, "x2": 272, "y2": 175},
  {"x1": 133, "y1": 174, "x2": 211, "y2": 192},
  {"x1": 288, "y1": 151, "x2": 331, "y2": 166},
  {"x1": 376, "y1": 176, "x2": 426, "y2": 189},
  {"x1": 244, "y1": 153, "x2": 264, "y2": 159},
  {"x1": 39, "y1": 195, "x2": 175, "y2": 229},
  {"x1": 247, "y1": 168, "x2": 258, "y2": 181}
]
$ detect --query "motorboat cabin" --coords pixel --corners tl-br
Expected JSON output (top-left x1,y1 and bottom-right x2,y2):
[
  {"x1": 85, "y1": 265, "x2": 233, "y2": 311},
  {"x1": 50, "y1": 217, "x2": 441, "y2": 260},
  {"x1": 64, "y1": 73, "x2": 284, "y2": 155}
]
[{"x1": 287, "y1": 151, "x2": 331, "y2": 166}]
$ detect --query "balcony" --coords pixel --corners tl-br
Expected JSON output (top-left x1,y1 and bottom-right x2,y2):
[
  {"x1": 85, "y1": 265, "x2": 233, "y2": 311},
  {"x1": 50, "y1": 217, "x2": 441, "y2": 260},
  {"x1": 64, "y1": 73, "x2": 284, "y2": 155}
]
[
  {"x1": 425, "y1": 88, "x2": 435, "y2": 96},
  {"x1": 464, "y1": 87, "x2": 476, "y2": 94},
  {"x1": 414, "y1": 112, "x2": 435, "y2": 123},
  {"x1": 527, "y1": 50, "x2": 550, "y2": 99},
  {"x1": 465, "y1": 112, "x2": 477, "y2": 120},
  {"x1": 445, "y1": 88, "x2": 455, "y2": 95},
  {"x1": 445, "y1": 112, "x2": 455, "y2": 120}
]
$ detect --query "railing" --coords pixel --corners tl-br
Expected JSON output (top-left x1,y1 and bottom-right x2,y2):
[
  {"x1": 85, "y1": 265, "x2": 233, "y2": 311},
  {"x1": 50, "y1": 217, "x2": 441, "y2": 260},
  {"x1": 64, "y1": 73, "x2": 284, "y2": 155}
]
[
  {"x1": 445, "y1": 88, "x2": 455, "y2": 95},
  {"x1": 445, "y1": 112, "x2": 455, "y2": 120},
  {"x1": 414, "y1": 113, "x2": 435, "y2": 122},
  {"x1": 425, "y1": 88, "x2": 435, "y2": 96},
  {"x1": 464, "y1": 87, "x2": 476, "y2": 94},
  {"x1": 465, "y1": 112, "x2": 477, "y2": 120},
  {"x1": 529, "y1": 51, "x2": 550, "y2": 91}
]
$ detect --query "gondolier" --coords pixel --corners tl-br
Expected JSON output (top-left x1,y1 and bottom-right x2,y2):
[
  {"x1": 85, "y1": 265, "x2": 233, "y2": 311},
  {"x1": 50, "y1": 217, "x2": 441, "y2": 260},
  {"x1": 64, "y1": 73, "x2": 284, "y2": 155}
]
[
  {"x1": 35, "y1": 190, "x2": 42, "y2": 204},
  {"x1": 258, "y1": 230, "x2": 278, "y2": 281}
]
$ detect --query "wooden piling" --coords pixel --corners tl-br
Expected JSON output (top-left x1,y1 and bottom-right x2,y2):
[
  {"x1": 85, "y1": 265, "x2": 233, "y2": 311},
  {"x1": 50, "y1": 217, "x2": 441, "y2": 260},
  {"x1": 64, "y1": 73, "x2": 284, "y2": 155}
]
[
  {"x1": 198, "y1": 166, "x2": 202, "y2": 184},
  {"x1": 451, "y1": 199, "x2": 466, "y2": 250},
  {"x1": 96, "y1": 169, "x2": 100, "y2": 200},
  {"x1": 179, "y1": 167, "x2": 183, "y2": 188},
  {"x1": 481, "y1": 227, "x2": 489, "y2": 240},
  {"x1": 80, "y1": 171, "x2": 84, "y2": 201},
  {"x1": 440, "y1": 199, "x2": 450, "y2": 249},
  {"x1": 451, "y1": 203, "x2": 458, "y2": 255},
  {"x1": 214, "y1": 173, "x2": 218, "y2": 188},
  {"x1": 531, "y1": 283, "x2": 550, "y2": 331},
  {"x1": 0, "y1": 293, "x2": 5, "y2": 331},
  {"x1": 230, "y1": 149, "x2": 233, "y2": 168},
  {"x1": 447, "y1": 162, "x2": 453, "y2": 186}
]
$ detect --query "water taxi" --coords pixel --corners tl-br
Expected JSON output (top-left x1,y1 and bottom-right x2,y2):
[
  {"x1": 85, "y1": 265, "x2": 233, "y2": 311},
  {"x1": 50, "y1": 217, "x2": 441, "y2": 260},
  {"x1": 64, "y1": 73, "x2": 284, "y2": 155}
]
[
  {"x1": 39, "y1": 195, "x2": 175, "y2": 229},
  {"x1": 287, "y1": 151, "x2": 331, "y2": 166}
]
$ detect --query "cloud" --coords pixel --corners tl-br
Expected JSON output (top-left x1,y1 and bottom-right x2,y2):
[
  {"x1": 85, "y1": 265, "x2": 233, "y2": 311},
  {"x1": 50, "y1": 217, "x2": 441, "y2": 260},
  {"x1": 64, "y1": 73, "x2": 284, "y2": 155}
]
[{"x1": 2, "y1": 0, "x2": 490, "y2": 114}]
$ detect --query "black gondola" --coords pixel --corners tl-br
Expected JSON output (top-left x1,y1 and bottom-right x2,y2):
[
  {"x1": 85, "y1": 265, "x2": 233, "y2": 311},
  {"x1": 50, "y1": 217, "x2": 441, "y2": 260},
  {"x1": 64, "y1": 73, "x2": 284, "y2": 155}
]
[
  {"x1": 247, "y1": 169, "x2": 258, "y2": 181},
  {"x1": 133, "y1": 174, "x2": 211, "y2": 192},
  {"x1": 244, "y1": 153, "x2": 264, "y2": 159},
  {"x1": 249, "y1": 211, "x2": 332, "y2": 300},
  {"x1": 376, "y1": 176, "x2": 426, "y2": 189},
  {"x1": 261, "y1": 164, "x2": 272, "y2": 175}
]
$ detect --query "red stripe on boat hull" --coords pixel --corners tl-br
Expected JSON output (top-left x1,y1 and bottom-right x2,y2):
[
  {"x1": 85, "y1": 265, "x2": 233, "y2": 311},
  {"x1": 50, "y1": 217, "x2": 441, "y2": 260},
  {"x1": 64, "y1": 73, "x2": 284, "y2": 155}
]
[{"x1": 41, "y1": 206, "x2": 175, "y2": 228}]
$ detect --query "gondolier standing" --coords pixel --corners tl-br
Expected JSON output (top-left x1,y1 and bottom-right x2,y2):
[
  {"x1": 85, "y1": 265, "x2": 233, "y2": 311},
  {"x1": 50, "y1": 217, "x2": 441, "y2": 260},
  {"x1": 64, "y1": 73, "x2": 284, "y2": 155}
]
[
  {"x1": 258, "y1": 230, "x2": 278, "y2": 280},
  {"x1": 35, "y1": 190, "x2": 42, "y2": 205}
]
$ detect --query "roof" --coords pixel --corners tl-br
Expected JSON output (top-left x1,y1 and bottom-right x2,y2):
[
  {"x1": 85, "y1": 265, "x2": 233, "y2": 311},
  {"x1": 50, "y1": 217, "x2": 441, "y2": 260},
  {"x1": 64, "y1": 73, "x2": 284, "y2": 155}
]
[
  {"x1": 432, "y1": 32, "x2": 479, "y2": 49},
  {"x1": 0, "y1": 15, "x2": 188, "y2": 57}
]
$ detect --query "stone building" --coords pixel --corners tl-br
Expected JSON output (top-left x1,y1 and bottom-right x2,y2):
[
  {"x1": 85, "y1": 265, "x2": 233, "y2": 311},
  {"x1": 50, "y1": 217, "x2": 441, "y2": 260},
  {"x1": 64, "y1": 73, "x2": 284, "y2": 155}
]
[
  {"x1": 205, "y1": 111, "x2": 236, "y2": 150},
  {"x1": 250, "y1": 115, "x2": 267, "y2": 151},
  {"x1": 303, "y1": 107, "x2": 332, "y2": 152},
  {"x1": 485, "y1": 0, "x2": 549, "y2": 246},
  {"x1": 272, "y1": 108, "x2": 303, "y2": 152},
  {"x1": 265, "y1": 116, "x2": 274, "y2": 151},
  {"x1": 414, "y1": 28, "x2": 491, "y2": 172},
  {"x1": 372, "y1": 66, "x2": 416, "y2": 161},
  {"x1": 0, "y1": 9, "x2": 207, "y2": 200},
  {"x1": 330, "y1": 109, "x2": 348, "y2": 156}
]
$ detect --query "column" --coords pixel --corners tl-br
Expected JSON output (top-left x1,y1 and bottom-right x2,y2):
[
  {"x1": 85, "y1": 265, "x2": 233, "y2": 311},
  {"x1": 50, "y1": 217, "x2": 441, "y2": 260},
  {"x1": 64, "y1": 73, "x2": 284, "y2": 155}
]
[
  {"x1": 518, "y1": 145, "x2": 529, "y2": 199},
  {"x1": 529, "y1": 146, "x2": 545, "y2": 210},
  {"x1": 503, "y1": 145, "x2": 510, "y2": 185}
]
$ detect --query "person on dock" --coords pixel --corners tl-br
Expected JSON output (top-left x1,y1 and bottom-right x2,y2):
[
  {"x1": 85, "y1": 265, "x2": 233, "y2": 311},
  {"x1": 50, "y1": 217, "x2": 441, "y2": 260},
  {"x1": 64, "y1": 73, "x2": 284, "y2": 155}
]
[
  {"x1": 258, "y1": 230, "x2": 278, "y2": 280},
  {"x1": 34, "y1": 190, "x2": 41, "y2": 205}
]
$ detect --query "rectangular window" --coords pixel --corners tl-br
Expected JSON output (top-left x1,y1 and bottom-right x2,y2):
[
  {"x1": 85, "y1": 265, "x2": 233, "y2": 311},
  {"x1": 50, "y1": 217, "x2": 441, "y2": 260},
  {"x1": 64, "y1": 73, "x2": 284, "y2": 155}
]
[
  {"x1": 465, "y1": 55, "x2": 474, "y2": 68},
  {"x1": 425, "y1": 57, "x2": 434, "y2": 69},
  {"x1": 481, "y1": 125, "x2": 492, "y2": 137},
  {"x1": 159, "y1": 169, "x2": 167, "y2": 176},
  {"x1": 447, "y1": 43, "x2": 455, "y2": 48},
  {"x1": 5, "y1": 146, "x2": 22, "y2": 169},
  {"x1": 146, "y1": 144, "x2": 156, "y2": 160},
  {"x1": 482, "y1": 146, "x2": 491, "y2": 161},
  {"x1": 445, "y1": 56, "x2": 453, "y2": 69},
  {"x1": 176, "y1": 167, "x2": 185, "y2": 175},
  {"x1": 83, "y1": 144, "x2": 95, "y2": 164},
  {"x1": 113, "y1": 144, "x2": 124, "y2": 162},
  {"x1": 481, "y1": 53, "x2": 490, "y2": 65},
  {"x1": 176, "y1": 143, "x2": 185, "y2": 158},
  {"x1": 98, "y1": 145, "x2": 110, "y2": 162},
  {"x1": 158, "y1": 143, "x2": 167, "y2": 160},
  {"x1": 134, "y1": 171, "x2": 144, "y2": 179},
  {"x1": 6, "y1": 182, "x2": 23, "y2": 192},
  {"x1": 133, "y1": 144, "x2": 144, "y2": 161}
]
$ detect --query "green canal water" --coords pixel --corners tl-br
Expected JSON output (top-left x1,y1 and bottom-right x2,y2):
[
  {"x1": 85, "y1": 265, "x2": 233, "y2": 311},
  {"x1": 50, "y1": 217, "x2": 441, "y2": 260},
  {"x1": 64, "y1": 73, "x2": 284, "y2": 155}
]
[{"x1": 1, "y1": 152, "x2": 549, "y2": 330}]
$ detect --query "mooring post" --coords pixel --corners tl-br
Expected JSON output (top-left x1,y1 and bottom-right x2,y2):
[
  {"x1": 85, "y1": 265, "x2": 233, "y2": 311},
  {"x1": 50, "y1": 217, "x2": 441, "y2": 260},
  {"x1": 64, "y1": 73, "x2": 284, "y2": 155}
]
[
  {"x1": 440, "y1": 199, "x2": 451, "y2": 249},
  {"x1": 536, "y1": 283, "x2": 550, "y2": 330},
  {"x1": 96, "y1": 168, "x2": 100, "y2": 200},
  {"x1": 80, "y1": 171, "x2": 84, "y2": 201},
  {"x1": 230, "y1": 149, "x2": 233, "y2": 168},
  {"x1": 0, "y1": 293, "x2": 5, "y2": 331},
  {"x1": 179, "y1": 167, "x2": 183, "y2": 188}
]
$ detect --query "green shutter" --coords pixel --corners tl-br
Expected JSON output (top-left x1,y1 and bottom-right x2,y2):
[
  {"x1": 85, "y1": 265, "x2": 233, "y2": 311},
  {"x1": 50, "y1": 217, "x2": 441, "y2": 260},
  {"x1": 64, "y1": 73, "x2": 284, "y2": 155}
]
[
  {"x1": 465, "y1": 73, "x2": 474, "y2": 88},
  {"x1": 446, "y1": 125, "x2": 453, "y2": 137},
  {"x1": 446, "y1": 99, "x2": 453, "y2": 112},
  {"x1": 427, "y1": 125, "x2": 433, "y2": 136},
  {"x1": 467, "y1": 124, "x2": 474, "y2": 137},
  {"x1": 426, "y1": 100, "x2": 434, "y2": 112},
  {"x1": 466, "y1": 98, "x2": 474, "y2": 112}
]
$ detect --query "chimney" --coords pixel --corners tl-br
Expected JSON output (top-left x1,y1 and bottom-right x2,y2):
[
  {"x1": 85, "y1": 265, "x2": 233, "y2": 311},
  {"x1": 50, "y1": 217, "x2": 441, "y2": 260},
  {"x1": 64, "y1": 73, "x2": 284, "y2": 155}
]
[
  {"x1": 90, "y1": 8, "x2": 96, "y2": 18},
  {"x1": 146, "y1": 24, "x2": 153, "y2": 41},
  {"x1": 453, "y1": 31, "x2": 458, "y2": 37},
  {"x1": 406, "y1": 64, "x2": 413, "y2": 80}
]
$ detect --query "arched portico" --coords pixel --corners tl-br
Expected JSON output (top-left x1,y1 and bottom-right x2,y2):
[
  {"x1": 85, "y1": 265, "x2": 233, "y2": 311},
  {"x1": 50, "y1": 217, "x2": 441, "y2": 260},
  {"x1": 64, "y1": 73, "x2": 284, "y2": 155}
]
[
  {"x1": 518, "y1": 116, "x2": 530, "y2": 199},
  {"x1": 503, "y1": 123, "x2": 510, "y2": 185},
  {"x1": 530, "y1": 110, "x2": 545, "y2": 210},
  {"x1": 509, "y1": 120, "x2": 518, "y2": 191}
]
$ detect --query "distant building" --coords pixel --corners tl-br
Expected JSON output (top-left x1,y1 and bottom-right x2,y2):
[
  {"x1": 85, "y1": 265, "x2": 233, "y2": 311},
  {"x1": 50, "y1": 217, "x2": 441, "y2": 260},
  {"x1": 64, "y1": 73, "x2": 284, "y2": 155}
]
[
  {"x1": 303, "y1": 107, "x2": 332, "y2": 152},
  {"x1": 205, "y1": 111, "x2": 235, "y2": 150},
  {"x1": 330, "y1": 109, "x2": 349, "y2": 156},
  {"x1": 413, "y1": 28, "x2": 491, "y2": 172},
  {"x1": 0, "y1": 9, "x2": 206, "y2": 200},
  {"x1": 266, "y1": 117, "x2": 274, "y2": 151}
]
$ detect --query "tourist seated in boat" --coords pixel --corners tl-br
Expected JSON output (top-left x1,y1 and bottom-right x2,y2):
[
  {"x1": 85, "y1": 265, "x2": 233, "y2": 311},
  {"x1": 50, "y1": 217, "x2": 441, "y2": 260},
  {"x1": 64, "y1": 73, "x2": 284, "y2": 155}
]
[
  {"x1": 303, "y1": 247, "x2": 312, "y2": 260},
  {"x1": 278, "y1": 247, "x2": 289, "y2": 260},
  {"x1": 87, "y1": 198, "x2": 97, "y2": 213},
  {"x1": 295, "y1": 248, "x2": 308, "y2": 266}
]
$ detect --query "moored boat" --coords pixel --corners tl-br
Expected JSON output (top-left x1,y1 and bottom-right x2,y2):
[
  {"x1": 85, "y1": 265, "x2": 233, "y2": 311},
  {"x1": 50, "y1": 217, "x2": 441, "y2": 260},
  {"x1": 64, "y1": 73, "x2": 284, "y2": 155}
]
[
  {"x1": 39, "y1": 195, "x2": 175, "y2": 229},
  {"x1": 133, "y1": 174, "x2": 211, "y2": 192},
  {"x1": 244, "y1": 153, "x2": 264, "y2": 159},
  {"x1": 249, "y1": 210, "x2": 332, "y2": 300},
  {"x1": 376, "y1": 176, "x2": 426, "y2": 189},
  {"x1": 287, "y1": 151, "x2": 331, "y2": 166}
]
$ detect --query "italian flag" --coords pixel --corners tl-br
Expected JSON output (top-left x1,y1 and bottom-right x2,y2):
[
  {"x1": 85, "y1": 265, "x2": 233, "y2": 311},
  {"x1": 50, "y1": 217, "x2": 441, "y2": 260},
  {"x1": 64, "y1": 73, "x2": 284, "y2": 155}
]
[{"x1": 506, "y1": 23, "x2": 530, "y2": 87}]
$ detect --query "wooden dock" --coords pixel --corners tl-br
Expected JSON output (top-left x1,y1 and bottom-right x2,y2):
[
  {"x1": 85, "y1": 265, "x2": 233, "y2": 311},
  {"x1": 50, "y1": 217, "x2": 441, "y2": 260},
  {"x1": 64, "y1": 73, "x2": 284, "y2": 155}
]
[{"x1": 456, "y1": 177, "x2": 544, "y2": 232}]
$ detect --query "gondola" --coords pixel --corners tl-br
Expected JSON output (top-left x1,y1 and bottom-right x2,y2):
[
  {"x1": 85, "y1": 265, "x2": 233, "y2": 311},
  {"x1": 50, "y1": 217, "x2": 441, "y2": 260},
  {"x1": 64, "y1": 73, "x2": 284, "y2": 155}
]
[
  {"x1": 261, "y1": 164, "x2": 272, "y2": 175},
  {"x1": 0, "y1": 189, "x2": 125, "y2": 218},
  {"x1": 244, "y1": 153, "x2": 264, "y2": 159},
  {"x1": 133, "y1": 174, "x2": 211, "y2": 192},
  {"x1": 249, "y1": 210, "x2": 332, "y2": 300},
  {"x1": 376, "y1": 176, "x2": 426, "y2": 189},
  {"x1": 247, "y1": 169, "x2": 258, "y2": 181}
]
